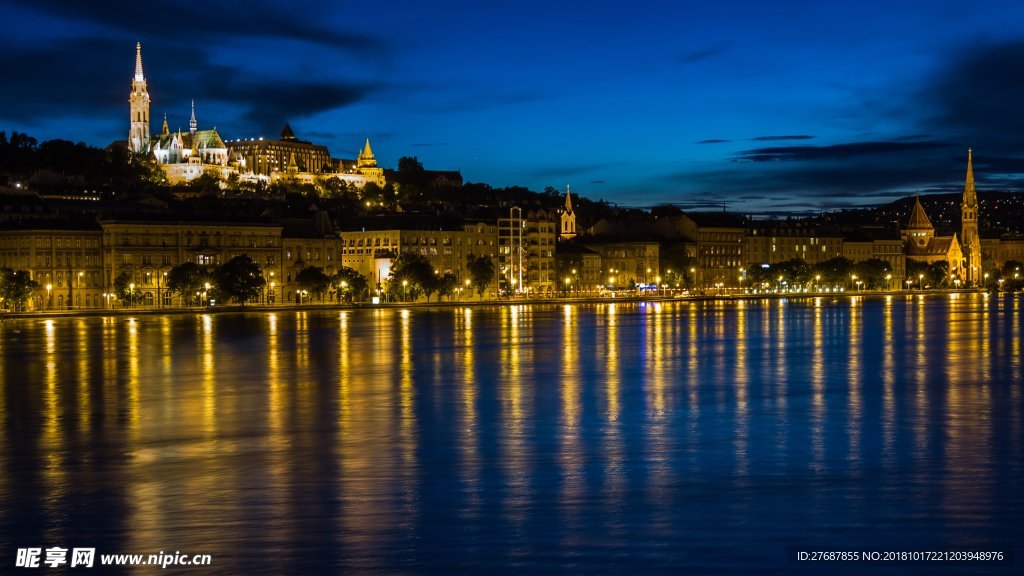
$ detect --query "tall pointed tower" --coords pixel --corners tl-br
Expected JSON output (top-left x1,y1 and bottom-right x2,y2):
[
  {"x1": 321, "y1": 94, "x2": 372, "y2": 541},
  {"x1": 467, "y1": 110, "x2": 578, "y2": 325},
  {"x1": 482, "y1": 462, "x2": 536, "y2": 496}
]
[
  {"x1": 560, "y1": 184, "x2": 577, "y2": 240},
  {"x1": 355, "y1": 138, "x2": 385, "y2": 186},
  {"x1": 128, "y1": 42, "x2": 151, "y2": 154},
  {"x1": 189, "y1": 100, "x2": 198, "y2": 135},
  {"x1": 356, "y1": 138, "x2": 377, "y2": 168},
  {"x1": 961, "y1": 149, "x2": 982, "y2": 285}
]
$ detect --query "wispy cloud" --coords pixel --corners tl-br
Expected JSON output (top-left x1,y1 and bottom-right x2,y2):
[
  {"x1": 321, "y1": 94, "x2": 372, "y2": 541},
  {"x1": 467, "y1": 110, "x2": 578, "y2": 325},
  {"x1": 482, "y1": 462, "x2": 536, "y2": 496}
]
[
  {"x1": 734, "y1": 139, "x2": 952, "y2": 162},
  {"x1": 750, "y1": 135, "x2": 814, "y2": 142},
  {"x1": 677, "y1": 44, "x2": 729, "y2": 65}
]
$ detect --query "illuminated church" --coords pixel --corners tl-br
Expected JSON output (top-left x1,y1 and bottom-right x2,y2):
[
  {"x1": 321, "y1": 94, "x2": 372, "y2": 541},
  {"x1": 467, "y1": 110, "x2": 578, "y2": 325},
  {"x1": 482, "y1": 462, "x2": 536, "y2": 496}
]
[
  {"x1": 128, "y1": 43, "x2": 232, "y2": 183},
  {"x1": 902, "y1": 150, "x2": 984, "y2": 286},
  {"x1": 127, "y1": 43, "x2": 383, "y2": 187}
]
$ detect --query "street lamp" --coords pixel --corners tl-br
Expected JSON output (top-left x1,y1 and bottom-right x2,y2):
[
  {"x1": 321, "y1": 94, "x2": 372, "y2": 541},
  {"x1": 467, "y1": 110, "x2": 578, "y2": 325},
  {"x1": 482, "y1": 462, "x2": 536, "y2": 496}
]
[
  {"x1": 402, "y1": 279, "x2": 408, "y2": 302},
  {"x1": 885, "y1": 274, "x2": 892, "y2": 291},
  {"x1": 129, "y1": 282, "x2": 135, "y2": 308},
  {"x1": 46, "y1": 283, "x2": 52, "y2": 310},
  {"x1": 918, "y1": 273, "x2": 924, "y2": 290}
]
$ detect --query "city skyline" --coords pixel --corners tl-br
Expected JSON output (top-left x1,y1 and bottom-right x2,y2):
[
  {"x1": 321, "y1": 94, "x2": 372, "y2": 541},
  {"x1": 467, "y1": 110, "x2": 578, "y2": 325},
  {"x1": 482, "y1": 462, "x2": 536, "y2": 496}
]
[{"x1": 3, "y1": 1, "x2": 1024, "y2": 211}]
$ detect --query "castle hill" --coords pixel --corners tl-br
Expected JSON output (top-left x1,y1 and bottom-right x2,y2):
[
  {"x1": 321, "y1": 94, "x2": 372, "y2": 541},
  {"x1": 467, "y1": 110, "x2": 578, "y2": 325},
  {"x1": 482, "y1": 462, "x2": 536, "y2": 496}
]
[
  {"x1": 2, "y1": 16, "x2": 1024, "y2": 576},
  {"x1": 0, "y1": 44, "x2": 1021, "y2": 314}
]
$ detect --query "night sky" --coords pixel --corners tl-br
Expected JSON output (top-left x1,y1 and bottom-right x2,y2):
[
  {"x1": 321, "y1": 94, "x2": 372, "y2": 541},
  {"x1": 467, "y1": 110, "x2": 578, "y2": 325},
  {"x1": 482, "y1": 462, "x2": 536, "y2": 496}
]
[{"x1": 2, "y1": 0, "x2": 1024, "y2": 212}]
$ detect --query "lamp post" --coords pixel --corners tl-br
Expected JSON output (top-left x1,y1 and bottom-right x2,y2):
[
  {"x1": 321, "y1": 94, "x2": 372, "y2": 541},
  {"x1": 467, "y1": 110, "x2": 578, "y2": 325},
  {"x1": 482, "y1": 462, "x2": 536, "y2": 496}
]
[
  {"x1": 918, "y1": 273, "x2": 924, "y2": 290},
  {"x1": 564, "y1": 276, "x2": 572, "y2": 297},
  {"x1": 885, "y1": 274, "x2": 892, "y2": 292},
  {"x1": 45, "y1": 283, "x2": 52, "y2": 310},
  {"x1": 464, "y1": 278, "x2": 471, "y2": 301},
  {"x1": 402, "y1": 279, "x2": 408, "y2": 302},
  {"x1": 129, "y1": 283, "x2": 135, "y2": 308}
]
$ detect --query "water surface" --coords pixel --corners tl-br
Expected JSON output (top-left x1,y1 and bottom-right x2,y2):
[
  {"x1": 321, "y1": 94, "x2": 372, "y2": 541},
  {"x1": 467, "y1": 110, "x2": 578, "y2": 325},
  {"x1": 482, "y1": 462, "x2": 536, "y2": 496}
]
[{"x1": 1, "y1": 294, "x2": 1022, "y2": 574}]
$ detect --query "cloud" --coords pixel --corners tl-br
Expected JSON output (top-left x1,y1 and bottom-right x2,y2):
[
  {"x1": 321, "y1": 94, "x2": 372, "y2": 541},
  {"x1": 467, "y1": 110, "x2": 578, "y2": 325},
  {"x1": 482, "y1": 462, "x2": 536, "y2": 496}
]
[
  {"x1": 749, "y1": 135, "x2": 814, "y2": 141},
  {"x1": 0, "y1": 36, "x2": 382, "y2": 137},
  {"x1": 677, "y1": 44, "x2": 729, "y2": 65},
  {"x1": 411, "y1": 142, "x2": 451, "y2": 148},
  {"x1": 697, "y1": 139, "x2": 730, "y2": 144},
  {"x1": 734, "y1": 139, "x2": 952, "y2": 162},
  {"x1": 6, "y1": 0, "x2": 385, "y2": 56},
  {"x1": 924, "y1": 40, "x2": 1024, "y2": 152}
]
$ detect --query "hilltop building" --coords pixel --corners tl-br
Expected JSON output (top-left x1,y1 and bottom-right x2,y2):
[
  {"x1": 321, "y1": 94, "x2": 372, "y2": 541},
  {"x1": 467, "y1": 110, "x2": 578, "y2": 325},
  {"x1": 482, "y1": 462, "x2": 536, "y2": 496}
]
[
  {"x1": 125, "y1": 43, "x2": 382, "y2": 187},
  {"x1": 227, "y1": 123, "x2": 333, "y2": 178}
]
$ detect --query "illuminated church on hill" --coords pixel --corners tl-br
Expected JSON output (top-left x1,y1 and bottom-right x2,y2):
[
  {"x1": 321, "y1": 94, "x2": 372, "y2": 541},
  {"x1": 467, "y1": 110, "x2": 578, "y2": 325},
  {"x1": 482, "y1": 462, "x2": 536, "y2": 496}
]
[{"x1": 126, "y1": 43, "x2": 383, "y2": 187}]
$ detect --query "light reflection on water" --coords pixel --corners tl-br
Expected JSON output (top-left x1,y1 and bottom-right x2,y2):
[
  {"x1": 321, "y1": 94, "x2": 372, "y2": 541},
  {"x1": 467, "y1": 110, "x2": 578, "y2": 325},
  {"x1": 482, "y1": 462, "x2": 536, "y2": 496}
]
[{"x1": 1, "y1": 294, "x2": 1022, "y2": 574}]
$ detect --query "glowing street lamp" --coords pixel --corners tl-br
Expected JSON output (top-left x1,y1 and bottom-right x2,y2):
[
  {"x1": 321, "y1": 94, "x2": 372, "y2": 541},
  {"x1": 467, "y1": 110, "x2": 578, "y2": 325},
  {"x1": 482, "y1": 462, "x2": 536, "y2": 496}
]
[{"x1": 45, "y1": 283, "x2": 52, "y2": 309}]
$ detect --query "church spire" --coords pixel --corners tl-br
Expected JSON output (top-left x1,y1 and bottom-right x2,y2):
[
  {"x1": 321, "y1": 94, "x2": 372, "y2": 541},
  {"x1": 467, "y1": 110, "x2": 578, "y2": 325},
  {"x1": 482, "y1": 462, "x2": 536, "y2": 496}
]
[
  {"x1": 564, "y1": 184, "x2": 574, "y2": 213},
  {"x1": 189, "y1": 100, "x2": 197, "y2": 134},
  {"x1": 961, "y1": 149, "x2": 982, "y2": 286},
  {"x1": 134, "y1": 42, "x2": 145, "y2": 81},
  {"x1": 161, "y1": 113, "x2": 169, "y2": 136},
  {"x1": 964, "y1": 148, "x2": 976, "y2": 203}
]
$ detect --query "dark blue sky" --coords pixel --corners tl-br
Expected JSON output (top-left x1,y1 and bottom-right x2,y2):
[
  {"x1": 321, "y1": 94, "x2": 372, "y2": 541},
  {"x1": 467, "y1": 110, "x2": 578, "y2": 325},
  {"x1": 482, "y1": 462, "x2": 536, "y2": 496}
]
[{"x1": 2, "y1": 0, "x2": 1024, "y2": 212}]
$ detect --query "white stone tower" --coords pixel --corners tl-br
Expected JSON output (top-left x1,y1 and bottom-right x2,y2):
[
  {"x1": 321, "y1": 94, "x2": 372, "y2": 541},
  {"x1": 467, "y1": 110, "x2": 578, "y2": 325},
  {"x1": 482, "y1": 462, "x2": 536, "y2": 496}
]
[{"x1": 128, "y1": 42, "x2": 151, "y2": 154}]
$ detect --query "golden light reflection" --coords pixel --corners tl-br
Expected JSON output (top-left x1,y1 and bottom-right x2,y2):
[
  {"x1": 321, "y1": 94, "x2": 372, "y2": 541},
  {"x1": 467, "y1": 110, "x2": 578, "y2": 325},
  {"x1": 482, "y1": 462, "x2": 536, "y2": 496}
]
[
  {"x1": 601, "y1": 303, "x2": 623, "y2": 516},
  {"x1": 847, "y1": 297, "x2": 862, "y2": 469},
  {"x1": 76, "y1": 318, "x2": 90, "y2": 433},
  {"x1": 810, "y1": 303, "x2": 824, "y2": 472},
  {"x1": 456, "y1": 308, "x2": 479, "y2": 511},
  {"x1": 734, "y1": 300, "x2": 748, "y2": 479},
  {"x1": 200, "y1": 314, "x2": 215, "y2": 433},
  {"x1": 560, "y1": 303, "x2": 582, "y2": 526},
  {"x1": 268, "y1": 313, "x2": 282, "y2": 435},
  {"x1": 882, "y1": 298, "x2": 895, "y2": 465},
  {"x1": 41, "y1": 319, "x2": 66, "y2": 542},
  {"x1": 500, "y1": 305, "x2": 528, "y2": 528},
  {"x1": 914, "y1": 295, "x2": 928, "y2": 460},
  {"x1": 127, "y1": 318, "x2": 140, "y2": 433},
  {"x1": 337, "y1": 312, "x2": 350, "y2": 424}
]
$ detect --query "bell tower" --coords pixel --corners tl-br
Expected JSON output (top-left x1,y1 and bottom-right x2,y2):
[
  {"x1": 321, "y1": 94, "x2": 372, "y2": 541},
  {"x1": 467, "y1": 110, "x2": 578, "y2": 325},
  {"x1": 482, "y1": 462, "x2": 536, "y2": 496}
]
[
  {"x1": 128, "y1": 42, "x2": 151, "y2": 154},
  {"x1": 961, "y1": 149, "x2": 982, "y2": 285}
]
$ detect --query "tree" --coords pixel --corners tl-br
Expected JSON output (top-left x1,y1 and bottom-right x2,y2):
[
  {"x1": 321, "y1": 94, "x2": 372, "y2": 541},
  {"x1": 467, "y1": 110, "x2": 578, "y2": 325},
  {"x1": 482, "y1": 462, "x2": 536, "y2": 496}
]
[
  {"x1": 295, "y1": 266, "x2": 331, "y2": 302},
  {"x1": 774, "y1": 258, "x2": 813, "y2": 286},
  {"x1": 113, "y1": 272, "x2": 142, "y2": 307},
  {"x1": 467, "y1": 254, "x2": 495, "y2": 298},
  {"x1": 213, "y1": 255, "x2": 265, "y2": 306},
  {"x1": 333, "y1": 267, "x2": 368, "y2": 302},
  {"x1": 0, "y1": 267, "x2": 38, "y2": 311},
  {"x1": 812, "y1": 257, "x2": 854, "y2": 286},
  {"x1": 436, "y1": 271, "x2": 459, "y2": 301},
  {"x1": 388, "y1": 253, "x2": 435, "y2": 301},
  {"x1": 853, "y1": 258, "x2": 892, "y2": 289},
  {"x1": 166, "y1": 262, "x2": 209, "y2": 305}
]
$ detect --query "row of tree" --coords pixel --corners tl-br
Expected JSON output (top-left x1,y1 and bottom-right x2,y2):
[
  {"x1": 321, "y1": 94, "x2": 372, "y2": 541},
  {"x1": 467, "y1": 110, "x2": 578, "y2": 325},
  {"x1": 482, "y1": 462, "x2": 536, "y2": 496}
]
[
  {"x1": 747, "y1": 257, "x2": 895, "y2": 290},
  {"x1": 385, "y1": 253, "x2": 495, "y2": 302}
]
